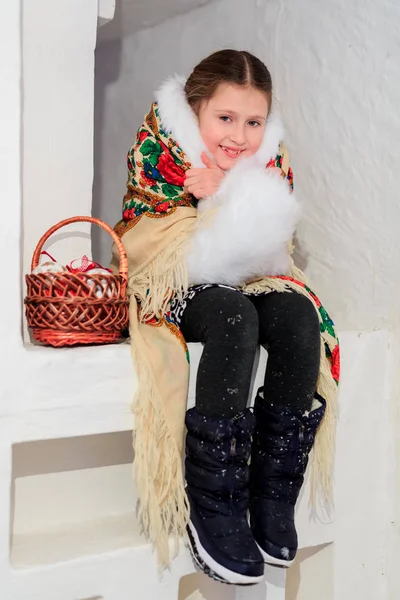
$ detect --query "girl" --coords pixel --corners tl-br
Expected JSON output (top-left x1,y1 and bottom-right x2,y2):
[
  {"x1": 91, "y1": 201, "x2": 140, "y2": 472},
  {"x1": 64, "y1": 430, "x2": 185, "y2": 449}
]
[{"x1": 111, "y1": 50, "x2": 339, "y2": 586}]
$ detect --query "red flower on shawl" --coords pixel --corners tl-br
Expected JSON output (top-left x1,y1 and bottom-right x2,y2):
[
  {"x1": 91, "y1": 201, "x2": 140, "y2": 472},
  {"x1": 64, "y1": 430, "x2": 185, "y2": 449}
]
[
  {"x1": 155, "y1": 202, "x2": 170, "y2": 213},
  {"x1": 159, "y1": 140, "x2": 170, "y2": 153},
  {"x1": 309, "y1": 290, "x2": 322, "y2": 308},
  {"x1": 287, "y1": 166, "x2": 294, "y2": 187},
  {"x1": 140, "y1": 170, "x2": 157, "y2": 187},
  {"x1": 330, "y1": 345, "x2": 340, "y2": 382},
  {"x1": 123, "y1": 208, "x2": 136, "y2": 221},
  {"x1": 157, "y1": 152, "x2": 185, "y2": 186},
  {"x1": 138, "y1": 130, "x2": 149, "y2": 142},
  {"x1": 266, "y1": 158, "x2": 276, "y2": 169}
]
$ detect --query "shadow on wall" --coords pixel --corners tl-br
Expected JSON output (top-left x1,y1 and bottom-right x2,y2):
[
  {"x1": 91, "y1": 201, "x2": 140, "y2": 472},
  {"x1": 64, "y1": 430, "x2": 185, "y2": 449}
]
[
  {"x1": 285, "y1": 543, "x2": 333, "y2": 600},
  {"x1": 92, "y1": 37, "x2": 123, "y2": 265},
  {"x1": 12, "y1": 431, "x2": 134, "y2": 478},
  {"x1": 179, "y1": 572, "x2": 235, "y2": 600},
  {"x1": 178, "y1": 570, "x2": 284, "y2": 599},
  {"x1": 177, "y1": 543, "x2": 333, "y2": 600},
  {"x1": 292, "y1": 233, "x2": 308, "y2": 273}
]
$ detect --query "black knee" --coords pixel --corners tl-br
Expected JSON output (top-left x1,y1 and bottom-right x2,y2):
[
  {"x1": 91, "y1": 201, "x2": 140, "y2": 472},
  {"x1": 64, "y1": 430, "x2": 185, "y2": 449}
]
[
  {"x1": 208, "y1": 288, "x2": 259, "y2": 342},
  {"x1": 282, "y1": 294, "x2": 320, "y2": 352},
  {"x1": 280, "y1": 292, "x2": 319, "y2": 326},
  {"x1": 185, "y1": 287, "x2": 259, "y2": 346},
  {"x1": 257, "y1": 292, "x2": 320, "y2": 349}
]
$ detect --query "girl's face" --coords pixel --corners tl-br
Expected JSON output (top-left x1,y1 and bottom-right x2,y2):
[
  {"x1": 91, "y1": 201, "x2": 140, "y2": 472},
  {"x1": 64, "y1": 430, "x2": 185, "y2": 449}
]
[{"x1": 198, "y1": 82, "x2": 270, "y2": 171}]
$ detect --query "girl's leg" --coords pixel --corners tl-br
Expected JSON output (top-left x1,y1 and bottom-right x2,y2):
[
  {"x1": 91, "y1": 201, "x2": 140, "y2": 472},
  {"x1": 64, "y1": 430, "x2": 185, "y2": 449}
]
[
  {"x1": 252, "y1": 290, "x2": 321, "y2": 412},
  {"x1": 181, "y1": 287, "x2": 264, "y2": 584},
  {"x1": 249, "y1": 292, "x2": 325, "y2": 567},
  {"x1": 180, "y1": 286, "x2": 259, "y2": 417}
]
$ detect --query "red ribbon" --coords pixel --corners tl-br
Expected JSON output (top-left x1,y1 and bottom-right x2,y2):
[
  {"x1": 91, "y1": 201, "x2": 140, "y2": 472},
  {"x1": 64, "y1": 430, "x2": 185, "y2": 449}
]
[
  {"x1": 65, "y1": 255, "x2": 112, "y2": 274},
  {"x1": 40, "y1": 250, "x2": 57, "y2": 263},
  {"x1": 39, "y1": 251, "x2": 112, "y2": 274}
]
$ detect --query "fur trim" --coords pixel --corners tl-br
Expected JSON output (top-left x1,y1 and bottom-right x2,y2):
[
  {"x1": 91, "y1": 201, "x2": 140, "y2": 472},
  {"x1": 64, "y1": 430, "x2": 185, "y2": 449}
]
[
  {"x1": 185, "y1": 162, "x2": 301, "y2": 286},
  {"x1": 156, "y1": 75, "x2": 207, "y2": 168},
  {"x1": 156, "y1": 74, "x2": 283, "y2": 168},
  {"x1": 254, "y1": 109, "x2": 284, "y2": 166}
]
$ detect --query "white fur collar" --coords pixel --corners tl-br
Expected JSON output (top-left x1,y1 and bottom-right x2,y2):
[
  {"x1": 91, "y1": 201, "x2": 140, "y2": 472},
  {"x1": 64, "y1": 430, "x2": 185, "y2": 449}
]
[{"x1": 155, "y1": 74, "x2": 284, "y2": 169}]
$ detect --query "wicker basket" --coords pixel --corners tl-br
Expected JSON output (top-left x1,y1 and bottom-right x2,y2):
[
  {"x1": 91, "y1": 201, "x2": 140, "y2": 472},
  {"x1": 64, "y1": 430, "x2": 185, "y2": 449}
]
[{"x1": 25, "y1": 216, "x2": 129, "y2": 347}]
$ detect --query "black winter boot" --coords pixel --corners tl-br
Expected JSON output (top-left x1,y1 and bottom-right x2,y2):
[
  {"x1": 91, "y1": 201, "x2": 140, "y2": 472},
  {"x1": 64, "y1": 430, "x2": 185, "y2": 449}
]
[
  {"x1": 249, "y1": 387, "x2": 326, "y2": 567},
  {"x1": 185, "y1": 407, "x2": 264, "y2": 585}
]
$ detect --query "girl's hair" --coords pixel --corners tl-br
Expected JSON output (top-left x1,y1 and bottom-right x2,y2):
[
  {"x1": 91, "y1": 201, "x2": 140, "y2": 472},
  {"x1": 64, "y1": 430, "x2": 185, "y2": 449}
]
[{"x1": 185, "y1": 49, "x2": 273, "y2": 115}]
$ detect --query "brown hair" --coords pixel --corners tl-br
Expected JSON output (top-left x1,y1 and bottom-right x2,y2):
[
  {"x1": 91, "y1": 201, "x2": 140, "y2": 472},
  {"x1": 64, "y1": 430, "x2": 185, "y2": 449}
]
[{"x1": 185, "y1": 50, "x2": 273, "y2": 115}]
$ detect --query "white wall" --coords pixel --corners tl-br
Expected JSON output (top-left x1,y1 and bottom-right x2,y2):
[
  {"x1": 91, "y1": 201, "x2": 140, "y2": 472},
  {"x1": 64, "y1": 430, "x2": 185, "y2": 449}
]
[
  {"x1": 0, "y1": 1, "x2": 21, "y2": 357},
  {"x1": 257, "y1": 0, "x2": 400, "y2": 333},
  {"x1": 0, "y1": 0, "x2": 22, "y2": 585},
  {"x1": 22, "y1": 0, "x2": 98, "y2": 276},
  {"x1": 93, "y1": 0, "x2": 400, "y2": 598},
  {"x1": 387, "y1": 328, "x2": 400, "y2": 598}
]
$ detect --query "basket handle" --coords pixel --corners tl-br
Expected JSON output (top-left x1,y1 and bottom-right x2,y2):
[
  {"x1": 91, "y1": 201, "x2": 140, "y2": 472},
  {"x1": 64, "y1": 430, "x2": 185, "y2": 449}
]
[{"x1": 30, "y1": 216, "x2": 128, "y2": 279}]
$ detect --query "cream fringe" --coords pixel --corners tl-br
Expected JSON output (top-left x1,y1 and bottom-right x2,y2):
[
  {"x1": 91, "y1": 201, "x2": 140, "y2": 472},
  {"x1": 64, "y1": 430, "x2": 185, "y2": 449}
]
[
  {"x1": 129, "y1": 305, "x2": 190, "y2": 568},
  {"x1": 310, "y1": 341, "x2": 338, "y2": 505},
  {"x1": 128, "y1": 235, "x2": 191, "y2": 568},
  {"x1": 128, "y1": 233, "x2": 189, "y2": 321}
]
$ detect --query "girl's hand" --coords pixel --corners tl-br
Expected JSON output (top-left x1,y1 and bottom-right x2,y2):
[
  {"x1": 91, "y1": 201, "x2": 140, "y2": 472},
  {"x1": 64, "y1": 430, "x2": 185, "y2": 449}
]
[{"x1": 184, "y1": 152, "x2": 225, "y2": 199}]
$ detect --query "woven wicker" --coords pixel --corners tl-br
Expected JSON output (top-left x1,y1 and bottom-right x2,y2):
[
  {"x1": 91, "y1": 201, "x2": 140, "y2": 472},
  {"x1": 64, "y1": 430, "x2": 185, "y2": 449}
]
[{"x1": 25, "y1": 216, "x2": 129, "y2": 347}]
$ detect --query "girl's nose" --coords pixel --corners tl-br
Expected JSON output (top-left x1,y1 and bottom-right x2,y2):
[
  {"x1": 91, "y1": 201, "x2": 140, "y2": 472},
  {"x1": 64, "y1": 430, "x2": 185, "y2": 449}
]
[{"x1": 229, "y1": 124, "x2": 246, "y2": 147}]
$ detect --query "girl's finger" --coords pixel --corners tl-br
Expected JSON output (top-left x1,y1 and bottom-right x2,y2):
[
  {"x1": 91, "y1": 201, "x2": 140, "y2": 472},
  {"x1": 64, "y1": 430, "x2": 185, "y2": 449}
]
[
  {"x1": 201, "y1": 152, "x2": 217, "y2": 169},
  {"x1": 187, "y1": 185, "x2": 204, "y2": 195},
  {"x1": 184, "y1": 175, "x2": 200, "y2": 186},
  {"x1": 186, "y1": 168, "x2": 204, "y2": 177}
]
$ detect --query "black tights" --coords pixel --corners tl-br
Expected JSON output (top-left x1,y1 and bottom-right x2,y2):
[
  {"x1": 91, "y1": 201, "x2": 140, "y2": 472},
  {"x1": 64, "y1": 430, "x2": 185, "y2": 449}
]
[{"x1": 180, "y1": 288, "x2": 320, "y2": 418}]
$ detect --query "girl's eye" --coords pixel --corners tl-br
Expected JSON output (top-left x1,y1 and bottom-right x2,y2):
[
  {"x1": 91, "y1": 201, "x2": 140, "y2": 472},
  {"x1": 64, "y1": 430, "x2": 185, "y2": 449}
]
[
  {"x1": 248, "y1": 120, "x2": 261, "y2": 127},
  {"x1": 219, "y1": 116, "x2": 232, "y2": 122}
]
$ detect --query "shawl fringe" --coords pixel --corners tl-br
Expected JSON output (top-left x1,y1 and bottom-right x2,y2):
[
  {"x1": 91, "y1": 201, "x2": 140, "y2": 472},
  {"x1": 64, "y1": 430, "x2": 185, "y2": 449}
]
[
  {"x1": 128, "y1": 237, "x2": 191, "y2": 567},
  {"x1": 129, "y1": 233, "x2": 190, "y2": 320},
  {"x1": 130, "y1": 301, "x2": 190, "y2": 567}
]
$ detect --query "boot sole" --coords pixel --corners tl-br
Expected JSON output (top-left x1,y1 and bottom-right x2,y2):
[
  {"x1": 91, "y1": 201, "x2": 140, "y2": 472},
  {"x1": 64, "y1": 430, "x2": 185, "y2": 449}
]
[
  {"x1": 256, "y1": 541, "x2": 294, "y2": 568},
  {"x1": 187, "y1": 526, "x2": 231, "y2": 585},
  {"x1": 187, "y1": 521, "x2": 264, "y2": 586}
]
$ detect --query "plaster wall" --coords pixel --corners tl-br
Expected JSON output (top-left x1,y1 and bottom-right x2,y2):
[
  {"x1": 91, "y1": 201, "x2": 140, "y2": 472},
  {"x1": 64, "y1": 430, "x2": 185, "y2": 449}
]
[{"x1": 22, "y1": 0, "x2": 98, "y2": 277}]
